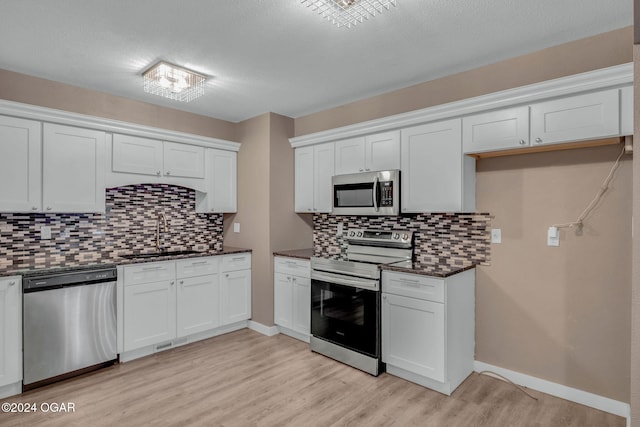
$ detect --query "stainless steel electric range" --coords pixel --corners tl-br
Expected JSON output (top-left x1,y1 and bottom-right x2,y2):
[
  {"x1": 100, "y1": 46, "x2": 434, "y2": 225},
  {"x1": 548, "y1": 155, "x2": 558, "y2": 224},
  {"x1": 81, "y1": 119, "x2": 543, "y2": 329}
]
[{"x1": 310, "y1": 229, "x2": 414, "y2": 376}]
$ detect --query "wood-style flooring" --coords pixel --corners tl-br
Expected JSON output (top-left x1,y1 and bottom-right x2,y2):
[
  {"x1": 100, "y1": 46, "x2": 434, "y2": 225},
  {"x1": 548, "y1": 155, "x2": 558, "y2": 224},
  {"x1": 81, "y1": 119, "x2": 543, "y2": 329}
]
[{"x1": 1, "y1": 329, "x2": 624, "y2": 426}]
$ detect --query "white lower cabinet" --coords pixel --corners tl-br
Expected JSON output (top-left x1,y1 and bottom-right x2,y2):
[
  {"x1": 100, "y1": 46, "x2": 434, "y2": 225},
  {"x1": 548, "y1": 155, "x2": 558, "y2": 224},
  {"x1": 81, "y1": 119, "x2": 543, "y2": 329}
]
[
  {"x1": 220, "y1": 253, "x2": 252, "y2": 325},
  {"x1": 382, "y1": 269, "x2": 475, "y2": 396},
  {"x1": 0, "y1": 276, "x2": 22, "y2": 398},
  {"x1": 120, "y1": 254, "x2": 251, "y2": 360},
  {"x1": 273, "y1": 256, "x2": 311, "y2": 341}
]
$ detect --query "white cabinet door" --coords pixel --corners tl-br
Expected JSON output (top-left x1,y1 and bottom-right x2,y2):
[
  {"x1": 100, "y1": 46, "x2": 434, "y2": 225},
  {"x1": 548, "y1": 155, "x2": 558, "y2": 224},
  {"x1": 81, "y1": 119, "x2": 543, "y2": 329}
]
[
  {"x1": 295, "y1": 146, "x2": 314, "y2": 213},
  {"x1": 112, "y1": 134, "x2": 163, "y2": 177},
  {"x1": 209, "y1": 149, "x2": 237, "y2": 213},
  {"x1": 334, "y1": 137, "x2": 365, "y2": 175},
  {"x1": 365, "y1": 131, "x2": 400, "y2": 172},
  {"x1": 0, "y1": 116, "x2": 41, "y2": 212},
  {"x1": 42, "y1": 123, "x2": 105, "y2": 213},
  {"x1": 292, "y1": 276, "x2": 310, "y2": 335},
  {"x1": 0, "y1": 277, "x2": 21, "y2": 388},
  {"x1": 620, "y1": 86, "x2": 633, "y2": 136},
  {"x1": 462, "y1": 106, "x2": 530, "y2": 153},
  {"x1": 163, "y1": 141, "x2": 205, "y2": 179},
  {"x1": 530, "y1": 89, "x2": 619, "y2": 146},
  {"x1": 177, "y1": 274, "x2": 219, "y2": 338},
  {"x1": 313, "y1": 142, "x2": 335, "y2": 213},
  {"x1": 401, "y1": 119, "x2": 463, "y2": 213},
  {"x1": 274, "y1": 273, "x2": 293, "y2": 329},
  {"x1": 221, "y1": 270, "x2": 251, "y2": 325},
  {"x1": 382, "y1": 293, "x2": 445, "y2": 382},
  {"x1": 123, "y1": 280, "x2": 177, "y2": 351}
]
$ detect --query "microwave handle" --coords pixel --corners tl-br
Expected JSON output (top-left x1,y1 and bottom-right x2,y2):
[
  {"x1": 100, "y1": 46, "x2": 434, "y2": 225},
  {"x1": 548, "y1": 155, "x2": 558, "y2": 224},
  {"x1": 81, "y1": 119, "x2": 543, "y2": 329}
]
[{"x1": 373, "y1": 176, "x2": 379, "y2": 212}]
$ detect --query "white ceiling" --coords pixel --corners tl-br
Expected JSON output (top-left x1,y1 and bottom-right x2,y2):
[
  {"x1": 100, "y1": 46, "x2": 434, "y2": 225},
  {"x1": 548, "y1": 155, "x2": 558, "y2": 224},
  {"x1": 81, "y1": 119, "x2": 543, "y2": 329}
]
[{"x1": 0, "y1": 0, "x2": 632, "y2": 123}]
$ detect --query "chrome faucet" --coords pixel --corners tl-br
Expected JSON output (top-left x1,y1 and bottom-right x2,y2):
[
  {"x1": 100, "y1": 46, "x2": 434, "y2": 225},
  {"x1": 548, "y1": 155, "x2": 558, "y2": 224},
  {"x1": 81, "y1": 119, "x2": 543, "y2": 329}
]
[{"x1": 156, "y1": 213, "x2": 168, "y2": 251}]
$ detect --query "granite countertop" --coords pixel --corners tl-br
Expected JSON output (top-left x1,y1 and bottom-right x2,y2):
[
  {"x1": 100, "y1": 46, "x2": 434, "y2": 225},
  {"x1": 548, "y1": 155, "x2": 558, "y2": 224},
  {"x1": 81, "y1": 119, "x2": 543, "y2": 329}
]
[
  {"x1": 379, "y1": 260, "x2": 477, "y2": 278},
  {"x1": 0, "y1": 246, "x2": 252, "y2": 277},
  {"x1": 272, "y1": 248, "x2": 314, "y2": 260}
]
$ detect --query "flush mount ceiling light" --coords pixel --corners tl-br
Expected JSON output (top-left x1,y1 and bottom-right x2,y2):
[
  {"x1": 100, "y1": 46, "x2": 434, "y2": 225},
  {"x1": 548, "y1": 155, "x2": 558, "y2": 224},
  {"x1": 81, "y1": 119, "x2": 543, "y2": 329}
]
[
  {"x1": 301, "y1": 0, "x2": 396, "y2": 28},
  {"x1": 142, "y1": 61, "x2": 206, "y2": 102}
]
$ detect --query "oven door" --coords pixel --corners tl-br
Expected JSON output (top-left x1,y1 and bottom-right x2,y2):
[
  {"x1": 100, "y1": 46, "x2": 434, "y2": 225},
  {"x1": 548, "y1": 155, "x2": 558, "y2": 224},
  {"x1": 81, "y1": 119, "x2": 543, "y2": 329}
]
[{"x1": 311, "y1": 275, "x2": 380, "y2": 358}]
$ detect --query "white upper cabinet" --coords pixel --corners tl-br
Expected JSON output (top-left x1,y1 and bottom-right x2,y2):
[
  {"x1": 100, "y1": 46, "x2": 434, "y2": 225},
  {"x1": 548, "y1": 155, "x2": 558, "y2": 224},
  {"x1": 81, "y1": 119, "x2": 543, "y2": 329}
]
[
  {"x1": 462, "y1": 106, "x2": 530, "y2": 154},
  {"x1": 163, "y1": 141, "x2": 205, "y2": 179},
  {"x1": 295, "y1": 142, "x2": 334, "y2": 213},
  {"x1": 365, "y1": 131, "x2": 400, "y2": 172},
  {"x1": 43, "y1": 123, "x2": 105, "y2": 213},
  {"x1": 530, "y1": 89, "x2": 619, "y2": 146},
  {"x1": 334, "y1": 131, "x2": 400, "y2": 175},
  {"x1": 620, "y1": 86, "x2": 633, "y2": 136},
  {"x1": 334, "y1": 137, "x2": 365, "y2": 175},
  {"x1": 112, "y1": 134, "x2": 163, "y2": 177},
  {"x1": 209, "y1": 149, "x2": 237, "y2": 213},
  {"x1": 0, "y1": 116, "x2": 42, "y2": 212},
  {"x1": 401, "y1": 119, "x2": 474, "y2": 213}
]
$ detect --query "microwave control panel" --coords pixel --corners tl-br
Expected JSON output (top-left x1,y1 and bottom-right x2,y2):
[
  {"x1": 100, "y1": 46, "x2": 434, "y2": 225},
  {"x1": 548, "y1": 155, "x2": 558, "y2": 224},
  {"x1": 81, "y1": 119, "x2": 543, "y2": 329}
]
[{"x1": 379, "y1": 181, "x2": 394, "y2": 207}]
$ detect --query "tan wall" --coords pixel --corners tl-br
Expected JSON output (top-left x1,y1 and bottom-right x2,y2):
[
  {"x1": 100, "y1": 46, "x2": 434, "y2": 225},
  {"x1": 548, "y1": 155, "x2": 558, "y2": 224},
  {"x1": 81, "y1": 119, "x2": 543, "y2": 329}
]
[
  {"x1": 0, "y1": 68, "x2": 237, "y2": 141},
  {"x1": 631, "y1": 44, "x2": 640, "y2": 424},
  {"x1": 223, "y1": 114, "x2": 272, "y2": 325},
  {"x1": 268, "y1": 113, "x2": 314, "y2": 254},
  {"x1": 294, "y1": 27, "x2": 633, "y2": 136},
  {"x1": 476, "y1": 145, "x2": 632, "y2": 402},
  {"x1": 224, "y1": 113, "x2": 314, "y2": 326}
]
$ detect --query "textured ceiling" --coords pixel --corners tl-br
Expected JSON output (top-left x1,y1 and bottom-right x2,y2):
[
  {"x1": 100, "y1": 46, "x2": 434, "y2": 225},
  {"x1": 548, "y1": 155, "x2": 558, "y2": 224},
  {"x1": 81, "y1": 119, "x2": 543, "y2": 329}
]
[{"x1": 0, "y1": 0, "x2": 632, "y2": 123}]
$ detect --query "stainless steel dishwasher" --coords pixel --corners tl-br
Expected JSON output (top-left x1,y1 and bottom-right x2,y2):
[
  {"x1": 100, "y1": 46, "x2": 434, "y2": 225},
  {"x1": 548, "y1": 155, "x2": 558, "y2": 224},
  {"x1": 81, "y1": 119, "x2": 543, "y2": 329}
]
[{"x1": 23, "y1": 266, "x2": 118, "y2": 390}]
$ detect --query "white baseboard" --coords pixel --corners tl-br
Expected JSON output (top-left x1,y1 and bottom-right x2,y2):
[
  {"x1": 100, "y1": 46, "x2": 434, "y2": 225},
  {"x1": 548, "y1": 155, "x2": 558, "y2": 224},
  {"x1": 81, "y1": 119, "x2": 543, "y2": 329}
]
[
  {"x1": 248, "y1": 321, "x2": 279, "y2": 337},
  {"x1": 474, "y1": 361, "x2": 630, "y2": 423}
]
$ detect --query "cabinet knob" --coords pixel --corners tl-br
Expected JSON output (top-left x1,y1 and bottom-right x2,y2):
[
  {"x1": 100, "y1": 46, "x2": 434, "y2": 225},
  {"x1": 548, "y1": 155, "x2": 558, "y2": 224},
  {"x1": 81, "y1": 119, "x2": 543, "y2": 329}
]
[
  {"x1": 382, "y1": 295, "x2": 386, "y2": 300},
  {"x1": 179, "y1": 280, "x2": 184, "y2": 285},
  {"x1": 156, "y1": 171, "x2": 161, "y2": 176},
  {"x1": 32, "y1": 206, "x2": 38, "y2": 211},
  {"x1": 535, "y1": 137, "x2": 542, "y2": 143},
  {"x1": 307, "y1": 208, "x2": 312, "y2": 212},
  {"x1": 8, "y1": 281, "x2": 16, "y2": 286},
  {"x1": 365, "y1": 168, "x2": 370, "y2": 171},
  {"x1": 170, "y1": 281, "x2": 175, "y2": 286},
  {"x1": 166, "y1": 171, "x2": 171, "y2": 176},
  {"x1": 225, "y1": 274, "x2": 229, "y2": 278},
  {"x1": 46, "y1": 207, "x2": 52, "y2": 211},
  {"x1": 519, "y1": 139, "x2": 526, "y2": 145},
  {"x1": 359, "y1": 169, "x2": 363, "y2": 172}
]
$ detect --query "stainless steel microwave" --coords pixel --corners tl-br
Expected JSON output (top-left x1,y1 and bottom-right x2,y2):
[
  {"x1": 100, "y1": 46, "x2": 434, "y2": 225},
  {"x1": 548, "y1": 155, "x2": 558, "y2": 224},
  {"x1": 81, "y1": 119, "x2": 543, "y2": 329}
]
[{"x1": 332, "y1": 170, "x2": 400, "y2": 216}]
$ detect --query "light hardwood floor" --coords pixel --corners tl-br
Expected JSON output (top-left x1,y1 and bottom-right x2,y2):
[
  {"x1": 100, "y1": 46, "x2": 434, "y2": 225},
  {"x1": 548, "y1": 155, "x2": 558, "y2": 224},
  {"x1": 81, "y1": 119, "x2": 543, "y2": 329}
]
[{"x1": 1, "y1": 329, "x2": 625, "y2": 426}]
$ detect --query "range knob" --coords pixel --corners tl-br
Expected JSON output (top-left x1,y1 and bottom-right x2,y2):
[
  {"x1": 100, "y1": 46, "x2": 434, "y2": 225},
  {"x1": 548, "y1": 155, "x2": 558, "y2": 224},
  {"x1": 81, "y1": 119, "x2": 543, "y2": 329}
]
[
  {"x1": 357, "y1": 231, "x2": 363, "y2": 237},
  {"x1": 393, "y1": 233, "x2": 400, "y2": 239},
  {"x1": 349, "y1": 231, "x2": 355, "y2": 237},
  {"x1": 402, "y1": 233, "x2": 409, "y2": 240}
]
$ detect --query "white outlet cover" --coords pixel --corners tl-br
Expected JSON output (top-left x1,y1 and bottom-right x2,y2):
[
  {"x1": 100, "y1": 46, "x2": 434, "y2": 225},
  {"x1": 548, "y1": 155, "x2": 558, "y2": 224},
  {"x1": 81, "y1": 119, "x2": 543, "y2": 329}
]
[
  {"x1": 233, "y1": 223, "x2": 240, "y2": 233},
  {"x1": 40, "y1": 225, "x2": 52, "y2": 240},
  {"x1": 491, "y1": 228, "x2": 501, "y2": 244},
  {"x1": 547, "y1": 226, "x2": 560, "y2": 247}
]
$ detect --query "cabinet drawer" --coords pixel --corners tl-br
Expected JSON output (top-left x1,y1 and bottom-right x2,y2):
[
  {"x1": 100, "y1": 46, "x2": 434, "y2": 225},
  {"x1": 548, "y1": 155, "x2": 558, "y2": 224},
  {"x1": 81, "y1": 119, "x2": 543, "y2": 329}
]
[
  {"x1": 176, "y1": 257, "x2": 218, "y2": 278},
  {"x1": 274, "y1": 257, "x2": 310, "y2": 278},
  {"x1": 221, "y1": 253, "x2": 251, "y2": 272},
  {"x1": 123, "y1": 261, "x2": 175, "y2": 286},
  {"x1": 382, "y1": 271, "x2": 444, "y2": 303}
]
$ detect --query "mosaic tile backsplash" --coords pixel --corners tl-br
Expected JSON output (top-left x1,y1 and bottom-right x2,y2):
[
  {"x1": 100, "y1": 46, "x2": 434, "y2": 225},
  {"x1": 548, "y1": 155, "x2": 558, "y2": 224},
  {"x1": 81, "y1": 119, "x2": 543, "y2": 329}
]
[
  {"x1": 313, "y1": 213, "x2": 491, "y2": 267},
  {"x1": 0, "y1": 184, "x2": 223, "y2": 271}
]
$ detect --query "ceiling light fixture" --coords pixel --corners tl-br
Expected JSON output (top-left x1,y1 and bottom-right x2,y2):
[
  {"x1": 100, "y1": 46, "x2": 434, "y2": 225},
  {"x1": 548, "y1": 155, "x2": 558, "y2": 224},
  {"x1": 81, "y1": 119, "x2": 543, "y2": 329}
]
[
  {"x1": 301, "y1": 0, "x2": 396, "y2": 28},
  {"x1": 142, "y1": 61, "x2": 206, "y2": 102}
]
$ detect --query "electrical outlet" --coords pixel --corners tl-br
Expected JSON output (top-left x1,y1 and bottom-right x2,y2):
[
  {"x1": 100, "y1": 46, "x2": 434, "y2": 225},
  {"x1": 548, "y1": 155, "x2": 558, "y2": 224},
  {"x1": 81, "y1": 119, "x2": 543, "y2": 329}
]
[
  {"x1": 233, "y1": 223, "x2": 240, "y2": 233},
  {"x1": 40, "y1": 226, "x2": 52, "y2": 240},
  {"x1": 337, "y1": 222, "x2": 344, "y2": 236},
  {"x1": 491, "y1": 229, "x2": 501, "y2": 244},
  {"x1": 547, "y1": 226, "x2": 559, "y2": 247}
]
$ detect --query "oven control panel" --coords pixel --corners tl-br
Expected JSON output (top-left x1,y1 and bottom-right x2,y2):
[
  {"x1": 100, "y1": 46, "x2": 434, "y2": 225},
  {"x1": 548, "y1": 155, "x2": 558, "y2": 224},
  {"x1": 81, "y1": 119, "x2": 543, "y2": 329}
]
[{"x1": 346, "y1": 229, "x2": 413, "y2": 246}]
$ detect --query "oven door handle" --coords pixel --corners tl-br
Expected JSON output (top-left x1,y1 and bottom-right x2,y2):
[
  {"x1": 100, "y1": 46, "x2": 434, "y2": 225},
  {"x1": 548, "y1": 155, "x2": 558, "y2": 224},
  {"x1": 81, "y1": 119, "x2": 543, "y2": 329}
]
[{"x1": 312, "y1": 270, "x2": 379, "y2": 291}]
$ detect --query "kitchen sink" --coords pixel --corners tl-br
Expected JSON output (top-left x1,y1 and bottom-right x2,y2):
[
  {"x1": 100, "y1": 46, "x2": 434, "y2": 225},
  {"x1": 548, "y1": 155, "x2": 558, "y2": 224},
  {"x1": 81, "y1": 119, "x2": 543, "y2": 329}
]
[{"x1": 119, "y1": 250, "x2": 203, "y2": 259}]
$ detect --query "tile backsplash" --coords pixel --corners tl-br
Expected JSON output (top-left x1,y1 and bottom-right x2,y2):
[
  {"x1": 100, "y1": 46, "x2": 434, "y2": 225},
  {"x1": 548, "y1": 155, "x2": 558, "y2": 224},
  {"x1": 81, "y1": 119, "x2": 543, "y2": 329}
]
[
  {"x1": 0, "y1": 184, "x2": 223, "y2": 271},
  {"x1": 313, "y1": 212, "x2": 491, "y2": 266}
]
